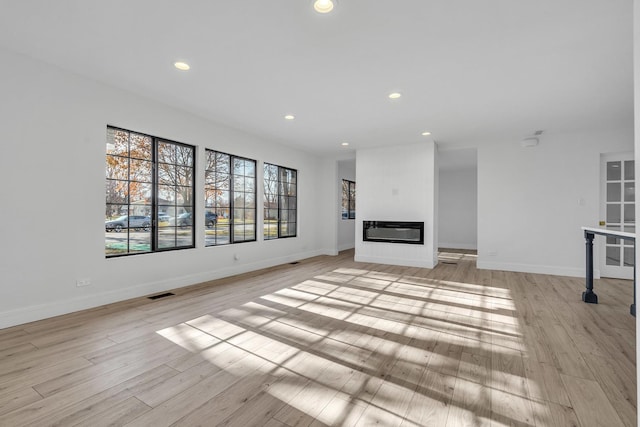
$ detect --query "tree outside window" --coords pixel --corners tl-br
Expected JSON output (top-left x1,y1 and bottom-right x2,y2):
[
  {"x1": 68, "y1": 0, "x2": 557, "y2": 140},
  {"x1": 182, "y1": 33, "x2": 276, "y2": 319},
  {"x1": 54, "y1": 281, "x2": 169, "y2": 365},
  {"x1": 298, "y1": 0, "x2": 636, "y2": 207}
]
[{"x1": 342, "y1": 180, "x2": 356, "y2": 219}]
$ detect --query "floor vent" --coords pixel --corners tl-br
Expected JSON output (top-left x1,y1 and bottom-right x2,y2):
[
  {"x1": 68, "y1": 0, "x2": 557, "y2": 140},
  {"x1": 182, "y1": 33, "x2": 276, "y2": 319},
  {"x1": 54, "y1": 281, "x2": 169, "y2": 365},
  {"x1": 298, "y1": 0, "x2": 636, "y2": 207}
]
[
  {"x1": 148, "y1": 292, "x2": 175, "y2": 300},
  {"x1": 289, "y1": 261, "x2": 300, "y2": 265},
  {"x1": 441, "y1": 261, "x2": 457, "y2": 265}
]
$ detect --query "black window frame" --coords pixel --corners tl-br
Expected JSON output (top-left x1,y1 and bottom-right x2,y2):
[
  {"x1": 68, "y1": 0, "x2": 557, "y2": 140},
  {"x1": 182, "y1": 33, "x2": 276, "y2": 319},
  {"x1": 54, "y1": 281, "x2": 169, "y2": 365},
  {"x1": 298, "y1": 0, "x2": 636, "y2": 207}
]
[
  {"x1": 105, "y1": 125, "x2": 196, "y2": 258},
  {"x1": 342, "y1": 179, "x2": 356, "y2": 220},
  {"x1": 264, "y1": 163, "x2": 297, "y2": 240},
  {"x1": 204, "y1": 149, "x2": 257, "y2": 246}
]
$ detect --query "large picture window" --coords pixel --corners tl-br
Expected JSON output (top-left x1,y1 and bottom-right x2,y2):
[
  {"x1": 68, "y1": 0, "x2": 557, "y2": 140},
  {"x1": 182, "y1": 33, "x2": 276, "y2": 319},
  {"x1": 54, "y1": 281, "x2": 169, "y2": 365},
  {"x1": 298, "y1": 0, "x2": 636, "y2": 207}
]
[
  {"x1": 204, "y1": 150, "x2": 256, "y2": 246},
  {"x1": 105, "y1": 126, "x2": 195, "y2": 257},
  {"x1": 264, "y1": 163, "x2": 297, "y2": 240},
  {"x1": 342, "y1": 179, "x2": 356, "y2": 219}
]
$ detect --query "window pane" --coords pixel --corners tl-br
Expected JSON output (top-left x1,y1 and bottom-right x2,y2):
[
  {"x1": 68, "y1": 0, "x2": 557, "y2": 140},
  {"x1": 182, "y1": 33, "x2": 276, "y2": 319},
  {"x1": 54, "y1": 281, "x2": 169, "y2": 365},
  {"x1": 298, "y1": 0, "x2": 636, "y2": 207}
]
[
  {"x1": 624, "y1": 182, "x2": 635, "y2": 202},
  {"x1": 624, "y1": 204, "x2": 635, "y2": 223},
  {"x1": 176, "y1": 166, "x2": 193, "y2": 186},
  {"x1": 106, "y1": 180, "x2": 129, "y2": 204},
  {"x1": 107, "y1": 128, "x2": 129, "y2": 156},
  {"x1": 606, "y1": 225, "x2": 620, "y2": 245},
  {"x1": 234, "y1": 158, "x2": 245, "y2": 176},
  {"x1": 606, "y1": 246, "x2": 621, "y2": 266},
  {"x1": 245, "y1": 161, "x2": 255, "y2": 177},
  {"x1": 176, "y1": 145, "x2": 193, "y2": 167},
  {"x1": 624, "y1": 247, "x2": 634, "y2": 267},
  {"x1": 106, "y1": 156, "x2": 128, "y2": 180},
  {"x1": 234, "y1": 176, "x2": 245, "y2": 192},
  {"x1": 176, "y1": 226, "x2": 193, "y2": 247},
  {"x1": 625, "y1": 160, "x2": 635, "y2": 180},
  {"x1": 607, "y1": 183, "x2": 621, "y2": 202},
  {"x1": 607, "y1": 161, "x2": 622, "y2": 180},
  {"x1": 606, "y1": 204, "x2": 621, "y2": 224},
  {"x1": 159, "y1": 164, "x2": 176, "y2": 185},
  {"x1": 158, "y1": 142, "x2": 175, "y2": 164},
  {"x1": 130, "y1": 159, "x2": 152, "y2": 183},
  {"x1": 158, "y1": 227, "x2": 176, "y2": 249},
  {"x1": 129, "y1": 134, "x2": 152, "y2": 160},
  {"x1": 624, "y1": 226, "x2": 635, "y2": 246}
]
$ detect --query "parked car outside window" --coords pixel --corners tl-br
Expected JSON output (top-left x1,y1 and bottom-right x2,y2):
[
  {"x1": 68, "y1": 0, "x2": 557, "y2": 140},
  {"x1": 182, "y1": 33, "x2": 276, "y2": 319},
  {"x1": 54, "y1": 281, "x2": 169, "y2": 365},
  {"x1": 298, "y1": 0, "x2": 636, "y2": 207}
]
[
  {"x1": 176, "y1": 212, "x2": 218, "y2": 228},
  {"x1": 105, "y1": 215, "x2": 150, "y2": 232}
]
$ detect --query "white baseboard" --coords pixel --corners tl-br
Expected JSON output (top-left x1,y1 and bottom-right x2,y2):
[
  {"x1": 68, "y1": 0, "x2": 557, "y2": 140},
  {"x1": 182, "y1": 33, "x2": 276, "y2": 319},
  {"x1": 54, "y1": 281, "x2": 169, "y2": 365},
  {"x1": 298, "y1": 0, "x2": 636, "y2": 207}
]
[
  {"x1": 476, "y1": 260, "x2": 596, "y2": 278},
  {"x1": 354, "y1": 254, "x2": 436, "y2": 269},
  {"x1": 338, "y1": 243, "x2": 355, "y2": 251},
  {"x1": 0, "y1": 249, "x2": 327, "y2": 330},
  {"x1": 438, "y1": 242, "x2": 477, "y2": 250}
]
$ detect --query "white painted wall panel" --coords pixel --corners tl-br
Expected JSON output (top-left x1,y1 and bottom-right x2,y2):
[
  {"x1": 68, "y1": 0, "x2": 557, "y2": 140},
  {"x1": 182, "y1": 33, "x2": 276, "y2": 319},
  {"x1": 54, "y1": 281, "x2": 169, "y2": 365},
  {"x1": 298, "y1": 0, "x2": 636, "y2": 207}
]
[{"x1": 354, "y1": 142, "x2": 438, "y2": 268}]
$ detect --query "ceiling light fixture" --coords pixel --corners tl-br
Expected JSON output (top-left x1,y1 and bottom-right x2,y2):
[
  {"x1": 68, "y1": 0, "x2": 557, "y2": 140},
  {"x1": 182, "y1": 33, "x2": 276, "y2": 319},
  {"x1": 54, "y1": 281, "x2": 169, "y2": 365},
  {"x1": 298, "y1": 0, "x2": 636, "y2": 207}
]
[
  {"x1": 173, "y1": 61, "x2": 190, "y2": 71},
  {"x1": 341, "y1": 142, "x2": 349, "y2": 146},
  {"x1": 388, "y1": 92, "x2": 402, "y2": 99},
  {"x1": 421, "y1": 131, "x2": 431, "y2": 136},
  {"x1": 284, "y1": 114, "x2": 295, "y2": 120},
  {"x1": 314, "y1": 0, "x2": 334, "y2": 13}
]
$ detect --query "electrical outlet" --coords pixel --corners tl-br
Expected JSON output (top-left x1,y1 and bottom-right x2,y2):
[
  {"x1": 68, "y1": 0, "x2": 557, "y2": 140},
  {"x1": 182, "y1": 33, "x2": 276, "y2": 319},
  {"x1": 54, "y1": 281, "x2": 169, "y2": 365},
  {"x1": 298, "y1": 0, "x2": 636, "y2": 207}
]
[
  {"x1": 76, "y1": 278, "x2": 91, "y2": 287},
  {"x1": 488, "y1": 251, "x2": 498, "y2": 257}
]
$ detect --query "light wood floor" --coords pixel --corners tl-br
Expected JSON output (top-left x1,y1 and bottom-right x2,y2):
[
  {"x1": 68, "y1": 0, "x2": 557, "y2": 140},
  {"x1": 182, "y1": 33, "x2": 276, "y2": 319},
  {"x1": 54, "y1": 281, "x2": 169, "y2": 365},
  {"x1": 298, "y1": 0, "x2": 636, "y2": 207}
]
[{"x1": 0, "y1": 249, "x2": 635, "y2": 426}]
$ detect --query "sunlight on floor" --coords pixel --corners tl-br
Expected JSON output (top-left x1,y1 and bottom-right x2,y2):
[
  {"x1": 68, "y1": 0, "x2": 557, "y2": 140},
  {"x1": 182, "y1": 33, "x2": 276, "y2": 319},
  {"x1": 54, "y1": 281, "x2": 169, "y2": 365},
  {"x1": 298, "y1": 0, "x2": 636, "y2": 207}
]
[{"x1": 155, "y1": 264, "x2": 542, "y2": 426}]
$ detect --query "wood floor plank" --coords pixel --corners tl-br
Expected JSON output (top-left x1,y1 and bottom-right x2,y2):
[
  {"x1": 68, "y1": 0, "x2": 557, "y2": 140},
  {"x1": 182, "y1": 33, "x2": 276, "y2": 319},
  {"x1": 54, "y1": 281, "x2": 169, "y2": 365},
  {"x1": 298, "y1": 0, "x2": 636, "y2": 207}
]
[
  {"x1": 562, "y1": 374, "x2": 626, "y2": 427},
  {"x1": 171, "y1": 372, "x2": 277, "y2": 426},
  {"x1": 125, "y1": 369, "x2": 239, "y2": 427},
  {"x1": 529, "y1": 399, "x2": 580, "y2": 427},
  {"x1": 71, "y1": 396, "x2": 151, "y2": 427},
  {"x1": 401, "y1": 368, "x2": 456, "y2": 427}
]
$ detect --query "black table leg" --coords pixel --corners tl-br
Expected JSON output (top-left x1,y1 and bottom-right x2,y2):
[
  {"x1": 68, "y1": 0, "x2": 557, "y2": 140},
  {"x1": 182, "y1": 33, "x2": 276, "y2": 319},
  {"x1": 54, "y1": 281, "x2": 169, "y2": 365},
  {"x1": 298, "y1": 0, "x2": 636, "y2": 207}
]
[{"x1": 582, "y1": 231, "x2": 598, "y2": 304}]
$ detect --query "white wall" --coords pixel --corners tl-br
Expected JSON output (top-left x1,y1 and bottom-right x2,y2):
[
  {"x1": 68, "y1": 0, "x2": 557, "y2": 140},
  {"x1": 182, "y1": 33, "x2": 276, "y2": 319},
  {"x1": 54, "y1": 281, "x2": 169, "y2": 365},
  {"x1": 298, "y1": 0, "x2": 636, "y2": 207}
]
[
  {"x1": 477, "y1": 128, "x2": 633, "y2": 277},
  {"x1": 0, "y1": 47, "x2": 332, "y2": 329},
  {"x1": 438, "y1": 167, "x2": 478, "y2": 250},
  {"x1": 354, "y1": 142, "x2": 438, "y2": 268},
  {"x1": 338, "y1": 160, "x2": 356, "y2": 251},
  {"x1": 633, "y1": 0, "x2": 639, "y2": 414}
]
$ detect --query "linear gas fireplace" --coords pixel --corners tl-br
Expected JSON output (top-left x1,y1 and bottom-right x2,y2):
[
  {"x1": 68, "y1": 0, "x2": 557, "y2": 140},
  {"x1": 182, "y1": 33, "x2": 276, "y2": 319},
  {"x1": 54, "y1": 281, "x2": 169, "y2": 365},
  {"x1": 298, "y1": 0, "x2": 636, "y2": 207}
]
[{"x1": 363, "y1": 221, "x2": 424, "y2": 245}]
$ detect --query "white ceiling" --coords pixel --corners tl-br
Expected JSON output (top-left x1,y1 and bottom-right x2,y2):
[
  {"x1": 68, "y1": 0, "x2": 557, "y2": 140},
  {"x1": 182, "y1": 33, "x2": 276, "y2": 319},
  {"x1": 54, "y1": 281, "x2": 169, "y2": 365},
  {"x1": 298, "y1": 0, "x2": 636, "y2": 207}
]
[{"x1": 0, "y1": 1, "x2": 633, "y2": 155}]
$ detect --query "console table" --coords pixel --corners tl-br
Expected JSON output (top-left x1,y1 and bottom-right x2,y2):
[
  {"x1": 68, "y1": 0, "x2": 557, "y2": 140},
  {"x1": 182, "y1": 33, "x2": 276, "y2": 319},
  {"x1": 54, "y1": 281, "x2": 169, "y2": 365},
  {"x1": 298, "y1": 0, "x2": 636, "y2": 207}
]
[{"x1": 581, "y1": 226, "x2": 636, "y2": 316}]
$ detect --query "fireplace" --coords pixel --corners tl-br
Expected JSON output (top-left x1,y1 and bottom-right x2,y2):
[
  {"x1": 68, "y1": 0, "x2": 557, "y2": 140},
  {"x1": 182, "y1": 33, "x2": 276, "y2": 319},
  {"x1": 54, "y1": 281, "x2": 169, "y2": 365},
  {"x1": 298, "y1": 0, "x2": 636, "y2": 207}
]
[{"x1": 362, "y1": 221, "x2": 424, "y2": 245}]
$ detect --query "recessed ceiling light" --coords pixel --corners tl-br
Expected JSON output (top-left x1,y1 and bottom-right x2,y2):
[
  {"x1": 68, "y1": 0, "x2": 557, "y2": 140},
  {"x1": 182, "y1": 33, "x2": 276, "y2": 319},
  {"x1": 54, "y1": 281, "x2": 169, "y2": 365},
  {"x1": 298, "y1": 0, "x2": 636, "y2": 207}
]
[
  {"x1": 388, "y1": 92, "x2": 402, "y2": 99},
  {"x1": 173, "y1": 61, "x2": 190, "y2": 71},
  {"x1": 421, "y1": 131, "x2": 431, "y2": 136},
  {"x1": 284, "y1": 114, "x2": 295, "y2": 120},
  {"x1": 314, "y1": 0, "x2": 334, "y2": 13},
  {"x1": 341, "y1": 142, "x2": 349, "y2": 146}
]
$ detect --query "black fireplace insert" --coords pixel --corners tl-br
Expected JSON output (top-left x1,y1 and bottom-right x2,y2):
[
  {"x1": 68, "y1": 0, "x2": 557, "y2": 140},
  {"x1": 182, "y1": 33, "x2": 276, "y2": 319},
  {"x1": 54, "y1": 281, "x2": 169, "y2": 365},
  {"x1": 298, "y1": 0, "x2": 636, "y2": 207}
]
[{"x1": 362, "y1": 221, "x2": 424, "y2": 244}]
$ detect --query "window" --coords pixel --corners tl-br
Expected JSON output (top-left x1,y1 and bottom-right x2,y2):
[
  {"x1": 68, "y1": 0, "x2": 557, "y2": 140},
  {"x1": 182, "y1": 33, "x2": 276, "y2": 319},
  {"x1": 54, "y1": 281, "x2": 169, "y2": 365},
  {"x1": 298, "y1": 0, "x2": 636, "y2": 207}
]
[
  {"x1": 204, "y1": 150, "x2": 256, "y2": 245},
  {"x1": 105, "y1": 126, "x2": 195, "y2": 257},
  {"x1": 342, "y1": 179, "x2": 356, "y2": 219},
  {"x1": 264, "y1": 163, "x2": 297, "y2": 239}
]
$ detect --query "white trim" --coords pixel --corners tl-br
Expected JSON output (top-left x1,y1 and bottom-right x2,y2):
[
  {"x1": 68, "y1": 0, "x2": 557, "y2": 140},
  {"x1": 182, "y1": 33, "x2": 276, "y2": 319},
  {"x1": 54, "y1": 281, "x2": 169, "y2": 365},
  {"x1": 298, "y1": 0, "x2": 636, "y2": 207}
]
[
  {"x1": 354, "y1": 254, "x2": 436, "y2": 269},
  {"x1": 438, "y1": 242, "x2": 477, "y2": 250},
  {"x1": 0, "y1": 249, "x2": 327, "y2": 329},
  {"x1": 477, "y1": 260, "x2": 599, "y2": 279},
  {"x1": 338, "y1": 243, "x2": 355, "y2": 251}
]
